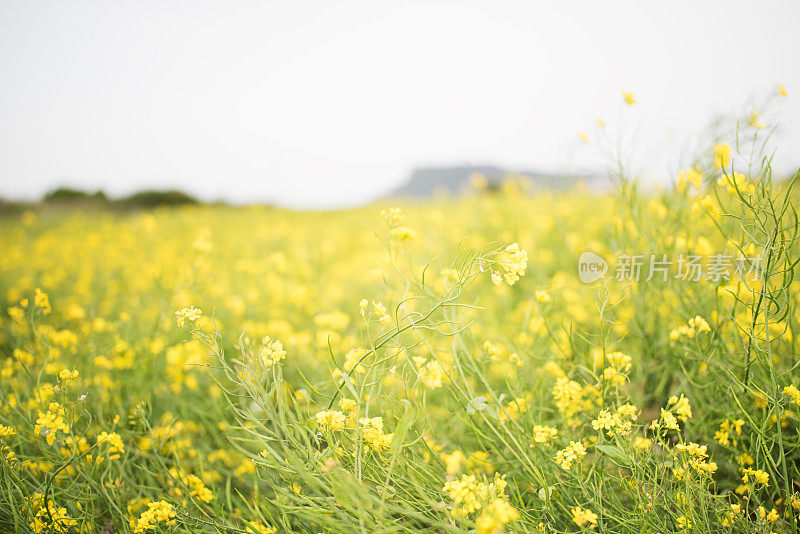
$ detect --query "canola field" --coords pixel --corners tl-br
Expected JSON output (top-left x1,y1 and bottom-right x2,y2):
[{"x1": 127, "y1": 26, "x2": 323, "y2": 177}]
[{"x1": 2, "y1": 120, "x2": 800, "y2": 532}]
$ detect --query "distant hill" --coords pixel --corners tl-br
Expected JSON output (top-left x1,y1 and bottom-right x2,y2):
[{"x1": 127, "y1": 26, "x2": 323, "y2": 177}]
[{"x1": 392, "y1": 165, "x2": 606, "y2": 197}]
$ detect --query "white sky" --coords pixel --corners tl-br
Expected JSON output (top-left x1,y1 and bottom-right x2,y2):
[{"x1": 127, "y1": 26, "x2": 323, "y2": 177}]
[{"x1": 1, "y1": 1, "x2": 798, "y2": 208}]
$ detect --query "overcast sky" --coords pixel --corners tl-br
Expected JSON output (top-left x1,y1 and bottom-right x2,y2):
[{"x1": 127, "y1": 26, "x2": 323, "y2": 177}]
[{"x1": 1, "y1": 1, "x2": 798, "y2": 208}]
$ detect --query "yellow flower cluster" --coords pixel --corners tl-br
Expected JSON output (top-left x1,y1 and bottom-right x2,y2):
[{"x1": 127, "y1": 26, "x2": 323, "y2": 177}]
[
  {"x1": 714, "y1": 418, "x2": 744, "y2": 446},
  {"x1": 741, "y1": 467, "x2": 769, "y2": 487},
  {"x1": 34, "y1": 402, "x2": 70, "y2": 446},
  {"x1": 476, "y1": 498, "x2": 519, "y2": 534},
  {"x1": 28, "y1": 494, "x2": 77, "y2": 534},
  {"x1": 315, "y1": 409, "x2": 346, "y2": 432},
  {"x1": 552, "y1": 377, "x2": 584, "y2": 420},
  {"x1": 571, "y1": 506, "x2": 598, "y2": 528},
  {"x1": 130, "y1": 500, "x2": 177, "y2": 532},
  {"x1": 531, "y1": 425, "x2": 558, "y2": 444},
  {"x1": 490, "y1": 243, "x2": 528, "y2": 286},
  {"x1": 442, "y1": 473, "x2": 516, "y2": 530},
  {"x1": 713, "y1": 143, "x2": 731, "y2": 170},
  {"x1": 170, "y1": 469, "x2": 215, "y2": 503},
  {"x1": 358, "y1": 416, "x2": 393, "y2": 452},
  {"x1": 784, "y1": 384, "x2": 800, "y2": 405},
  {"x1": 175, "y1": 305, "x2": 203, "y2": 327},
  {"x1": 414, "y1": 357, "x2": 448, "y2": 388},
  {"x1": 669, "y1": 316, "x2": 711, "y2": 341},
  {"x1": 673, "y1": 442, "x2": 717, "y2": 479},
  {"x1": 668, "y1": 394, "x2": 693, "y2": 422},
  {"x1": 97, "y1": 431, "x2": 125, "y2": 460},
  {"x1": 259, "y1": 336, "x2": 286, "y2": 366},
  {"x1": 555, "y1": 441, "x2": 587, "y2": 470}
]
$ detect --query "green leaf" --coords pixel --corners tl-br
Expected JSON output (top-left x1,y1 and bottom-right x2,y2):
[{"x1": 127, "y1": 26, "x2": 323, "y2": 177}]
[{"x1": 596, "y1": 444, "x2": 629, "y2": 465}]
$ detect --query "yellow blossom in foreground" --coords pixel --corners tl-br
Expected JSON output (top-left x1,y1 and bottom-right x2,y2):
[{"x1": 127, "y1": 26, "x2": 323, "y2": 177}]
[
  {"x1": 358, "y1": 416, "x2": 393, "y2": 452},
  {"x1": 29, "y1": 497, "x2": 77, "y2": 533},
  {"x1": 532, "y1": 425, "x2": 558, "y2": 444},
  {"x1": 246, "y1": 522, "x2": 277, "y2": 534},
  {"x1": 622, "y1": 91, "x2": 637, "y2": 106},
  {"x1": 476, "y1": 498, "x2": 519, "y2": 534},
  {"x1": 130, "y1": 500, "x2": 177, "y2": 532},
  {"x1": 784, "y1": 384, "x2": 800, "y2": 405},
  {"x1": 491, "y1": 243, "x2": 528, "y2": 286},
  {"x1": 175, "y1": 306, "x2": 202, "y2": 327},
  {"x1": 417, "y1": 359, "x2": 447, "y2": 389},
  {"x1": 741, "y1": 467, "x2": 769, "y2": 487},
  {"x1": 678, "y1": 168, "x2": 703, "y2": 191},
  {"x1": 571, "y1": 506, "x2": 598, "y2": 528},
  {"x1": 668, "y1": 394, "x2": 692, "y2": 422},
  {"x1": 650, "y1": 408, "x2": 679, "y2": 432},
  {"x1": 315, "y1": 410, "x2": 345, "y2": 432},
  {"x1": 97, "y1": 431, "x2": 125, "y2": 459},
  {"x1": 713, "y1": 143, "x2": 731, "y2": 170},
  {"x1": 442, "y1": 474, "x2": 488, "y2": 516},
  {"x1": 34, "y1": 288, "x2": 51, "y2": 314},
  {"x1": 441, "y1": 449, "x2": 466, "y2": 475},
  {"x1": 34, "y1": 402, "x2": 70, "y2": 445},
  {"x1": 555, "y1": 441, "x2": 587, "y2": 470},
  {"x1": 259, "y1": 337, "x2": 286, "y2": 366}
]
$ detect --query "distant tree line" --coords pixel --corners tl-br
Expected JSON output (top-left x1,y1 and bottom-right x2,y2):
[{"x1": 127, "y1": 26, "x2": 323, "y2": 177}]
[{"x1": 0, "y1": 187, "x2": 202, "y2": 215}]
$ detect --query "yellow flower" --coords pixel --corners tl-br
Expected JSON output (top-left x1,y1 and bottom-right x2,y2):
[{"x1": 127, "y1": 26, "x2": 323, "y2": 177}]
[
  {"x1": 668, "y1": 394, "x2": 692, "y2": 422},
  {"x1": 358, "y1": 416, "x2": 393, "y2": 452},
  {"x1": 491, "y1": 243, "x2": 528, "y2": 286},
  {"x1": 476, "y1": 498, "x2": 519, "y2": 534},
  {"x1": 749, "y1": 110, "x2": 765, "y2": 129},
  {"x1": 741, "y1": 467, "x2": 769, "y2": 487},
  {"x1": 532, "y1": 425, "x2": 558, "y2": 444},
  {"x1": 315, "y1": 410, "x2": 345, "y2": 432},
  {"x1": 571, "y1": 506, "x2": 598, "y2": 528},
  {"x1": 678, "y1": 168, "x2": 703, "y2": 191},
  {"x1": 713, "y1": 143, "x2": 731, "y2": 170},
  {"x1": 33, "y1": 288, "x2": 51, "y2": 314},
  {"x1": 784, "y1": 384, "x2": 800, "y2": 405},
  {"x1": 58, "y1": 368, "x2": 79, "y2": 381},
  {"x1": 259, "y1": 336, "x2": 286, "y2": 366},
  {"x1": 175, "y1": 306, "x2": 202, "y2": 327},
  {"x1": 441, "y1": 450, "x2": 466, "y2": 475},
  {"x1": 390, "y1": 226, "x2": 418, "y2": 242},
  {"x1": 552, "y1": 377, "x2": 584, "y2": 419},
  {"x1": 442, "y1": 474, "x2": 488, "y2": 516},
  {"x1": 246, "y1": 522, "x2": 277, "y2": 534},
  {"x1": 34, "y1": 403, "x2": 70, "y2": 446},
  {"x1": 555, "y1": 441, "x2": 587, "y2": 470},
  {"x1": 776, "y1": 83, "x2": 787, "y2": 97},
  {"x1": 97, "y1": 431, "x2": 125, "y2": 459},
  {"x1": 417, "y1": 360, "x2": 447, "y2": 389},
  {"x1": 130, "y1": 500, "x2": 177, "y2": 532},
  {"x1": 591, "y1": 409, "x2": 616, "y2": 432},
  {"x1": 622, "y1": 91, "x2": 637, "y2": 106}
]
